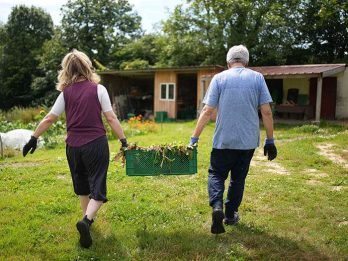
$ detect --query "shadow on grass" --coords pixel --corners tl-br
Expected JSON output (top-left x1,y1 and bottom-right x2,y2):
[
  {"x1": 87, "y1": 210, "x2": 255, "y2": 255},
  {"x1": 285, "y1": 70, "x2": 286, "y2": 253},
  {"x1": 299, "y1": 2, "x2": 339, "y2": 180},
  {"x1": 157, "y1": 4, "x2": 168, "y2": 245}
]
[{"x1": 135, "y1": 223, "x2": 329, "y2": 260}]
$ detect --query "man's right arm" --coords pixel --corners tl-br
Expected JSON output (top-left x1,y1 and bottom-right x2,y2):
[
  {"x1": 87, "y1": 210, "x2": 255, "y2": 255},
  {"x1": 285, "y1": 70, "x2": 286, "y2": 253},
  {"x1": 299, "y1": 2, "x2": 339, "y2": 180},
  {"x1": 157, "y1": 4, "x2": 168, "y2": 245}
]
[
  {"x1": 260, "y1": 103, "x2": 274, "y2": 139},
  {"x1": 260, "y1": 103, "x2": 277, "y2": 161},
  {"x1": 192, "y1": 105, "x2": 215, "y2": 138},
  {"x1": 190, "y1": 75, "x2": 219, "y2": 145}
]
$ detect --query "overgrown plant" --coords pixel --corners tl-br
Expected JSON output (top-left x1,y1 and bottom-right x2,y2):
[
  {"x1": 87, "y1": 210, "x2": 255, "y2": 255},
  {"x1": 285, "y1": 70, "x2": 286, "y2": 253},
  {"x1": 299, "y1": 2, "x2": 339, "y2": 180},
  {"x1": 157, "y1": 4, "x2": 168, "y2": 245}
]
[
  {"x1": 115, "y1": 142, "x2": 195, "y2": 168},
  {"x1": 0, "y1": 107, "x2": 42, "y2": 123}
]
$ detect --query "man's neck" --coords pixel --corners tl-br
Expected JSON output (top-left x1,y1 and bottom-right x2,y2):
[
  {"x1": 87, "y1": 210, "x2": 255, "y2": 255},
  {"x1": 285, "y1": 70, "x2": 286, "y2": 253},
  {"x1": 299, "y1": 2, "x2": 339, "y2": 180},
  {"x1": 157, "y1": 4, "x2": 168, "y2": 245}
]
[{"x1": 229, "y1": 63, "x2": 245, "y2": 68}]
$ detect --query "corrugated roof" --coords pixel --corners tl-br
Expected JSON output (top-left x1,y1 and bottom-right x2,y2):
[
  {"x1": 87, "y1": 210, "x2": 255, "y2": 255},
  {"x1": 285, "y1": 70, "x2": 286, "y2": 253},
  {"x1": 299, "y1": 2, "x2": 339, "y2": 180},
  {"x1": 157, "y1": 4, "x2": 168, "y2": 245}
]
[
  {"x1": 250, "y1": 64, "x2": 346, "y2": 78},
  {"x1": 98, "y1": 64, "x2": 346, "y2": 78},
  {"x1": 98, "y1": 65, "x2": 224, "y2": 75}
]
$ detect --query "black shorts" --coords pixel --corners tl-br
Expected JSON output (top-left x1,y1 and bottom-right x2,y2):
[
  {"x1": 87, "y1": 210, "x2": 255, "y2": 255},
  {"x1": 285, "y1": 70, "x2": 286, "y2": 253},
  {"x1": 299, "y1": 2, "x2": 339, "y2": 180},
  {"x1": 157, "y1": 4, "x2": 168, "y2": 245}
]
[{"x1": 66, "y1": 135, "x2": 109, "y2": 202}]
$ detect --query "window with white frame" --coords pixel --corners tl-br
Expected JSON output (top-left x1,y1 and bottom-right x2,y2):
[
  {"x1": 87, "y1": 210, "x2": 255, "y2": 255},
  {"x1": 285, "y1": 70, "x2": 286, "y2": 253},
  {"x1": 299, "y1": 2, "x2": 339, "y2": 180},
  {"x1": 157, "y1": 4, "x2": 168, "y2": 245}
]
[{"x1": 160, "y1": 83, "x2": 175, "y2": 101}]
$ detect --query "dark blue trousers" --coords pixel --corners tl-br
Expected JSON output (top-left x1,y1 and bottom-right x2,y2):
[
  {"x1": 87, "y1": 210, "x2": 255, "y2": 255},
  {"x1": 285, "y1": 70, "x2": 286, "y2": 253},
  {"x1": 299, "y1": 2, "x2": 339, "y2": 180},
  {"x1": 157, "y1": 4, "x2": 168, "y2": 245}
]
[{"x1": 208, "y1": 148, "x2": 255, "y2": 218}]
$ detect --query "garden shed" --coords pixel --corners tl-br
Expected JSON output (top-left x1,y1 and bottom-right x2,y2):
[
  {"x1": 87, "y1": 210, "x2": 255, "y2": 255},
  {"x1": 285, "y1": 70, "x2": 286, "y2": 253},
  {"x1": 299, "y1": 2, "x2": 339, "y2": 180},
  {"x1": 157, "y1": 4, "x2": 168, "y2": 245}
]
[
  {"x1": 251, "y1": 64, "x2": 347, "y2": 121},
  {"x1": 99, "y1": 63, "x2": 348, "y2": 121},
  {"x1": 99, "y1": 66, "x2": 224, "y2": 120}
]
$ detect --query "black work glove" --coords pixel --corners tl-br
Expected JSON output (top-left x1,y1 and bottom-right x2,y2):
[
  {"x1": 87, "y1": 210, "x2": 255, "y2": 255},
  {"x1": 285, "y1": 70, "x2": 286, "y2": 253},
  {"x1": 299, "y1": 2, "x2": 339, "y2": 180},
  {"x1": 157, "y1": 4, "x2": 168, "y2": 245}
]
[
  {"x1": 264, "y1": 139, "x2": 277, "y2": 161},
  {"x1": 23, "y1": 136, "x2": 38, "y2": 157},
  {"x1": 120, "y1": 138, "x2": 128, "y2": 150}
]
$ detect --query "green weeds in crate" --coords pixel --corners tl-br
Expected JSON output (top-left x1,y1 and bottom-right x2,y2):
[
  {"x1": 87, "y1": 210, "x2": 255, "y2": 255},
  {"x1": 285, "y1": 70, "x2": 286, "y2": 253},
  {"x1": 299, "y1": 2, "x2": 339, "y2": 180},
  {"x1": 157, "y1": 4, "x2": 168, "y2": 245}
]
[{"x1": 115, "y1": 142, "x2": 197, "y2": 176}]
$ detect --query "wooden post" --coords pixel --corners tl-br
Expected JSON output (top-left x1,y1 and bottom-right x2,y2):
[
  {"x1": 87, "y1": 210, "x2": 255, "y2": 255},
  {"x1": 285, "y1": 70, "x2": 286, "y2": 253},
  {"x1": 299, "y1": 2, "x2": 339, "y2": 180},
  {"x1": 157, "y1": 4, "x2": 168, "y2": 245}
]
[
  {"x1": 315, "y1": 76, "x2": 323, "y2": 122},
  {"x1": 0, "y1": 134, "x2": 3, "y2": 158}
]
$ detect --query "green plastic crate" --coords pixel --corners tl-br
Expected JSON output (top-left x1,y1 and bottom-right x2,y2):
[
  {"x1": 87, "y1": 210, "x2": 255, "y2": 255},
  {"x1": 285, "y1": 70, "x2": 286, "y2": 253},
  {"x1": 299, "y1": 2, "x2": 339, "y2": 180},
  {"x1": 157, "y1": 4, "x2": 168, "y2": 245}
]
[{"x1": 125, "y1": 148, "x2": 197, "y2": 176}]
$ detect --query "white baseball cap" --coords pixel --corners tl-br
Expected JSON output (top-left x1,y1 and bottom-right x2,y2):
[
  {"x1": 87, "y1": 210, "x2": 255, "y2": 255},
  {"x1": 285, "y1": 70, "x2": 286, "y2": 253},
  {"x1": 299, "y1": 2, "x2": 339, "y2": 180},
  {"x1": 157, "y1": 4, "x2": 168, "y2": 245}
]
[{"x1": 226, "y1": 45, "x2": 249, "y2": 64}]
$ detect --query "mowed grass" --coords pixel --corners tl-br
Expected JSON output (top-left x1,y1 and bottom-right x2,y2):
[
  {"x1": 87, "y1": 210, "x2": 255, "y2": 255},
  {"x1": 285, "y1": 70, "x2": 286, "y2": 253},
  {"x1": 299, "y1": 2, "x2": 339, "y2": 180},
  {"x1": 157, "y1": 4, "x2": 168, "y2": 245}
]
[{"x1": 0, "y1": 121, "x2": 347, "y2": 260}]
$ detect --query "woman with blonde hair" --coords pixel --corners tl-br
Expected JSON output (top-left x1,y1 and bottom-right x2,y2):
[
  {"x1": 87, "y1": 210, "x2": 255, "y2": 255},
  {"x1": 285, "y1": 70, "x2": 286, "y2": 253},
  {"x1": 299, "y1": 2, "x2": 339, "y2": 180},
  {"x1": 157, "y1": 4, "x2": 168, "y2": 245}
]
[{"x1": 23, "y1": 49, "x2": 128, "y2": 248}]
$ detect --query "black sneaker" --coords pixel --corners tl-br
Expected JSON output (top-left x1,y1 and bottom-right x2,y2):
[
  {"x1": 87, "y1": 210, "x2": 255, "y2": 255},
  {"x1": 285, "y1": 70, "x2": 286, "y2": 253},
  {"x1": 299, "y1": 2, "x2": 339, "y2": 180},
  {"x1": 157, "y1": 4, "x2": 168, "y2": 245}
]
[
  {"x1": 224, "y1": 212, "x2": 240, "y2": 226},
  {"x1": 76, "y1": 216, "x2": 93, "y2": 248},
  {"x1": 211, "y1": 207, "x2": 225, "y2": 234}
]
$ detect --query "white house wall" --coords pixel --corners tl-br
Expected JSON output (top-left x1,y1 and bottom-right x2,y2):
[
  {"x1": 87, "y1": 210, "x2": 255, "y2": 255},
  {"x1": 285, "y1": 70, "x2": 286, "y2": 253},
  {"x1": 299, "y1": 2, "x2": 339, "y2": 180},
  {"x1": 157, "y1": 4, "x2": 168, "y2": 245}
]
[
  {"x1": 282, "y1": 78, "x2": 309, "y2": 103},
  {"x1": 336, "y1": 68, "x2": 348, "y2": 119}
]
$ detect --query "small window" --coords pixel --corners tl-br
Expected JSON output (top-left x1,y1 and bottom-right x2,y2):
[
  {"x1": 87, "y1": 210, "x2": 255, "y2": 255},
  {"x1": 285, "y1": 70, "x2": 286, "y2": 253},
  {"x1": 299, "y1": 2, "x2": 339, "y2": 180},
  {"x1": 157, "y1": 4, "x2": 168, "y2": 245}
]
[
  {"x1": 168, "y1": 84, "x2": 175, "y2": 100},
  {"x1": 161, "y1": 84, "x2": 167, "y2": 99},
  {"x1": 160, "y1": 83, "x2": 175, "y2": 101}
]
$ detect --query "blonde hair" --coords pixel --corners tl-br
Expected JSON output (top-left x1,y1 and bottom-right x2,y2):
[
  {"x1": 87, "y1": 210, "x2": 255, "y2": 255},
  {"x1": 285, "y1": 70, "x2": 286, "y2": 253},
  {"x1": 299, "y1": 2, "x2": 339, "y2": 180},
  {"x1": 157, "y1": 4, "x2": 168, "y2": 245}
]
[{"x1": 56, "y1": 49, "x2": 100, "y2": 91}]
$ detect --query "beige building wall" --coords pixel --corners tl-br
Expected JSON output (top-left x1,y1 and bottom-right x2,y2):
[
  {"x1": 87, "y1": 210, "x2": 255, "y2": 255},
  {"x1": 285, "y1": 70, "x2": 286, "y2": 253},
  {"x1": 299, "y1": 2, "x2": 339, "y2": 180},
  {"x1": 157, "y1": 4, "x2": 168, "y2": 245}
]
[
  {"x1": 196, "y1": 69, "x2": 222, "y2": 120},
  {"x1": 336, "y1": 68, "x2": 348, "y2": 119},
  {"x1": 282, "y1": 78, "x2": 310, "y2": 103},
  {"x1": 196, "y1": 70, "x2": 216, "y2": 112},
  {"x1": 154, "y1": 71, "x2": 177, "y2": 118}
]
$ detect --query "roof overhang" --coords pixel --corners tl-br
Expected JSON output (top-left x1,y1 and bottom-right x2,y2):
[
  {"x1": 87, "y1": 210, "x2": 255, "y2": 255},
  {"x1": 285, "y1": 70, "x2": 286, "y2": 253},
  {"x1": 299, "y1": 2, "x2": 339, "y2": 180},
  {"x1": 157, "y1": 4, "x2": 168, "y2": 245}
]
[
  {"x1": 250, "y1": 64, "x2": 346, "y2": 79},
  {"x1": 98, "y1": 64, "x2": 346, "y2": 79},
  {"x1": 98, "y1": 65, "x2": 224, "y2": 77}
]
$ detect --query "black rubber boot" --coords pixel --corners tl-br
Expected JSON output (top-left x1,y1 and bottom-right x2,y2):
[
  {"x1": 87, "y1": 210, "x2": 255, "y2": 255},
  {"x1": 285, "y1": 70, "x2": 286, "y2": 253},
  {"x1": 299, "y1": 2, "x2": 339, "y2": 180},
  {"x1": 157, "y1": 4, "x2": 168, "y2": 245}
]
[
  {"x1": 76, "y1": 215, "x2": 93, "y2": 248},
  {"x1": 211, "y1": 207, "x2": 225, "y2": 234},
  {"x1": 224, "y1": 211, "x2": 240, "y2": 226}
]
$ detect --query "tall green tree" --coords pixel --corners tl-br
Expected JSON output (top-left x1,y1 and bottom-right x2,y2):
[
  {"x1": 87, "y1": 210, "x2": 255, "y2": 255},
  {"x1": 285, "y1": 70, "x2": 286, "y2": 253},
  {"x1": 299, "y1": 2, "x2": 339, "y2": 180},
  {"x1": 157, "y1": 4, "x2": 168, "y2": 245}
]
[
  {"x1": 295, "y1": 0, "x2": 348, "y2": 63},
  {"x1": 114, "y1": 34, "x2": 163, "y2": 69},
  {"x1": 0, "y1": 5, "x2": 53, "y2": 109},
  {"x1": 161, "y1": 0, "x2": 301, "y2": 66},
  {"x1": 158, "y1": 4, "x2": 210, "y2": 66},
  {"x1": 31, "y1": 28, "x2": 68, "y2": 106},
  {"x1": 61, "y1": 0, "x2": 142, "y2": 66},
  {"x1": 0, "y1": 23, "x2": 5, "y2": 108},
  {"x1": 0, "y1": 22, "x2": 5, "y2": 56}
]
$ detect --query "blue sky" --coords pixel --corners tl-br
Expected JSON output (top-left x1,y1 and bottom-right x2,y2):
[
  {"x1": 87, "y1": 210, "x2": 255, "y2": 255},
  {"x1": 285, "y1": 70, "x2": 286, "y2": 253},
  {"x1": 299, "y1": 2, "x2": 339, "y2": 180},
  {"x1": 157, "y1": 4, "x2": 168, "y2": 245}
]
[{"x1": 0, "y1": 0, "x2": 183, "y2": 32}]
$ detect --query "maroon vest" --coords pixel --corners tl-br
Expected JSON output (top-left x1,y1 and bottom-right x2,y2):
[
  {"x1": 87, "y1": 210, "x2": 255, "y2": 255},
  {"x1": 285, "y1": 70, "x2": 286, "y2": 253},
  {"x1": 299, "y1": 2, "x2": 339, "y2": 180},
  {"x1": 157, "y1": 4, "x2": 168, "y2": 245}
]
[{"x1": 63, "y1": 80, "x2": 106, "y2": 147}]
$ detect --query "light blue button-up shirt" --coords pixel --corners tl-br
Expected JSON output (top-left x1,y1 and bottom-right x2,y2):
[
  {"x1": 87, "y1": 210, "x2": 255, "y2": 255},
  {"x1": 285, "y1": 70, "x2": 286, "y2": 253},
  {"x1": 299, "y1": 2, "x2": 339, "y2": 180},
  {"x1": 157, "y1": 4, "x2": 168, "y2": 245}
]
[{"x1": 203, "y1": 67, "x2": 272, "y2": 150}]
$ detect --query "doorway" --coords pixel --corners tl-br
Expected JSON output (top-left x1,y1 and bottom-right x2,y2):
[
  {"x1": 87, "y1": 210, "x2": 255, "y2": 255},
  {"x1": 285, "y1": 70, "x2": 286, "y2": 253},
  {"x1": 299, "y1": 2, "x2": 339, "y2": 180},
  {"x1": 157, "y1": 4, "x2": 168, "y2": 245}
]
[
  {"x1": 309, "y1": 77, "x2": 337, "y2": 120},
  {"x1": 266, "y1": 79, "x2": 283, "y2": 104},
  {"x1": 110, "y1": 75, "x2": 154, "y2": 120},
  {"x1": 177, "y1": 74, "x2": 197, "y2": 120}
]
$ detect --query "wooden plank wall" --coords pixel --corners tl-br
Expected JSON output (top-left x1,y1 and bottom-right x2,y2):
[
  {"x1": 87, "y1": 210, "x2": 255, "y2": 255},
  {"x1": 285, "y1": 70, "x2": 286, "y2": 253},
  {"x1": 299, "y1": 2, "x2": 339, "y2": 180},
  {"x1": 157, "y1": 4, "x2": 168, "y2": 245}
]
[
  {"x1": 154, "y1": 71, "x2": 177, "y2": 118},
  {"x1": 197, "y1": 70, "x2": 220, "y2": 112}
]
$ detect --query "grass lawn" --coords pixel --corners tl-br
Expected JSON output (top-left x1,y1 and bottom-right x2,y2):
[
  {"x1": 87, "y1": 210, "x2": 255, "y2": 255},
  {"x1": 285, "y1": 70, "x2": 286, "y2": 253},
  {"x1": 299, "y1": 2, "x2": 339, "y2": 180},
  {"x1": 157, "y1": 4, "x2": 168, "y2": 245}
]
[{"x1": 0, "y1": 121, "x2": 347, "y2": 260}]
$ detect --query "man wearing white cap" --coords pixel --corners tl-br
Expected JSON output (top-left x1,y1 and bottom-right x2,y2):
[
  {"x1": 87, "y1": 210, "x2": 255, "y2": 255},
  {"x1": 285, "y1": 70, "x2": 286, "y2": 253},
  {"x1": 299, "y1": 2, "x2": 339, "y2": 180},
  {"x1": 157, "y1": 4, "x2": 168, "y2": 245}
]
[{"x1": 190, "y1": 45, "x2": 277, "y2": 234}]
